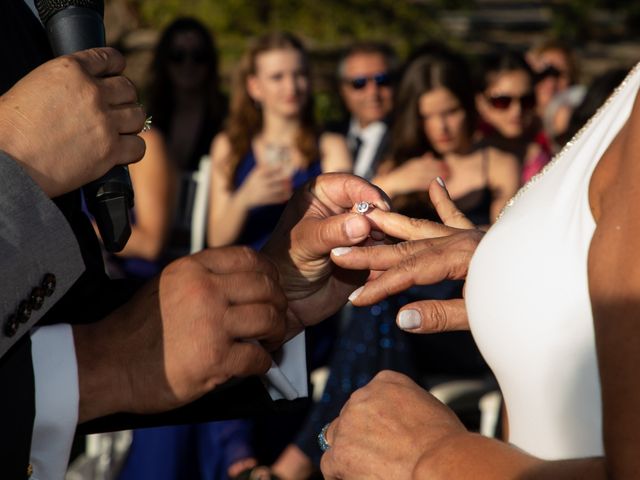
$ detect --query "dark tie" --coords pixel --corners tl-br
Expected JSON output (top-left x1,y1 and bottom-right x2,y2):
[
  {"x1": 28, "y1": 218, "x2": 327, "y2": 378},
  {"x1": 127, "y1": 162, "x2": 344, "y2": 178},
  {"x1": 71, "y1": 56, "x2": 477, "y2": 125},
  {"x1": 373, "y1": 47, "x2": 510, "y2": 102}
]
[{"x1": 349, "y1": 135, "x2": 363, "y2": 162}]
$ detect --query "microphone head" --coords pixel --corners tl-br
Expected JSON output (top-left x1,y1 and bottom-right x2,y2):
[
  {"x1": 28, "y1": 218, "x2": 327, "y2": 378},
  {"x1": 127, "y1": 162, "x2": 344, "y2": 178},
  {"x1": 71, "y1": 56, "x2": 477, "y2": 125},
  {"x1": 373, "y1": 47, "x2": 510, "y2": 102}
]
[{"x1": 35, "y1": 0, "x2": 104, "y2": 25}]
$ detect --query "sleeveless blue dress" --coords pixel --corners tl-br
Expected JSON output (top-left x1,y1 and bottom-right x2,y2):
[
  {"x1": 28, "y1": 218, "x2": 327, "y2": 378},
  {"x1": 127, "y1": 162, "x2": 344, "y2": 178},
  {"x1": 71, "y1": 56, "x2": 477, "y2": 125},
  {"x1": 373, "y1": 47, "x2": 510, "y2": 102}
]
[{"x1": 232, "y1": 149, "x2": 322, "y2": 250}]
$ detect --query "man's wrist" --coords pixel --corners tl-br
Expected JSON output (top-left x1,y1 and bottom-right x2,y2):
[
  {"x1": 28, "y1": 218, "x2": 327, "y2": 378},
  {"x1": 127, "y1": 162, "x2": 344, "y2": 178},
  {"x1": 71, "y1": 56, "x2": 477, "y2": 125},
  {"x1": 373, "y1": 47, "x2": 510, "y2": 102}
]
[{"x1": 73, "y1": 319, "x2": 132, "y2": 423}]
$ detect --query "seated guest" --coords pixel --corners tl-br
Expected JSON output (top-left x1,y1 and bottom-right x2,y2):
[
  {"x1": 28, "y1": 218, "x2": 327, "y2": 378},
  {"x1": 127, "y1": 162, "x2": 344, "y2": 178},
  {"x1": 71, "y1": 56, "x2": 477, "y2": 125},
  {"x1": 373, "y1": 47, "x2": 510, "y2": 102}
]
[
  {"x1": 332, "y1": 41, "x2": 397, "y2": 181},
  {"x1": 321, "y1": 61, "x2": 640, "y2": 480},
  {"x1": 475, "y1": 51, "x2": 551, "y2": 184},
  {"x1": 207, "y1": 31, "x2": 351, "y2": 250}
]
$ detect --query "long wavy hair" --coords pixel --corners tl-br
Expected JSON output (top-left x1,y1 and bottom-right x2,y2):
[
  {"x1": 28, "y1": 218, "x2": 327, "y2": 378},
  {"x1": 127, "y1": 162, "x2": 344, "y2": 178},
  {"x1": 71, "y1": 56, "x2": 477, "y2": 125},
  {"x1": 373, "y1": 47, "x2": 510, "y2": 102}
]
[
  {"x1": 146, "y1": 17, "x2": 225, "y2": 140},
  {"x1": 388, "y1": 49, "x2": 476, "y2": 166},
  {"x1": 225, "y1": 32, "x2": 318, "y2": 177}
]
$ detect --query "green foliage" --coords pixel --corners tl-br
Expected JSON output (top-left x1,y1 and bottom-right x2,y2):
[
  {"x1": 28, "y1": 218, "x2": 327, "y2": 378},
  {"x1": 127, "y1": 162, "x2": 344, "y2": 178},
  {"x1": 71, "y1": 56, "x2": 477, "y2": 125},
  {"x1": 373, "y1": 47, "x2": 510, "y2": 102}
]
[{"x1": 132, "y1": 0, "x2": 449, "y2": 59}]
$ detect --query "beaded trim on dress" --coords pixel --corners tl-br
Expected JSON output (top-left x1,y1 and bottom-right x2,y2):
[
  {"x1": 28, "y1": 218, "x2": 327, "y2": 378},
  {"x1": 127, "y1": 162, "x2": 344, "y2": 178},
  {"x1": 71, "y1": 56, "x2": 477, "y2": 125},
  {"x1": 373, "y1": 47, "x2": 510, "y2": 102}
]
[{"x1": 496, "y1": 61, "x2": 640, "y2": 221}]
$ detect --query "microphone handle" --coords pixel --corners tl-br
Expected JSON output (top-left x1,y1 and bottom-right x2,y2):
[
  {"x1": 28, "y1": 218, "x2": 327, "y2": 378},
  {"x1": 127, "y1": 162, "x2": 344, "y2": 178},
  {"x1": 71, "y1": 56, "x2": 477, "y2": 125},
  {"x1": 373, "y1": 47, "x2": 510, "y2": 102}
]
[{"x1": 45, "y1": 6, "x2": 134, "y2": 252}]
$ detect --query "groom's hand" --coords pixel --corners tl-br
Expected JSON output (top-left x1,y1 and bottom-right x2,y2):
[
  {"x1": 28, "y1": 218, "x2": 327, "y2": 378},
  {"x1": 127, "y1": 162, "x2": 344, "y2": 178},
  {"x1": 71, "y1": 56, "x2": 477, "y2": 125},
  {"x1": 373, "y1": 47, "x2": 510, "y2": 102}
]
[{"x1": 261, "y1": 173, "x2": 390, "y2": 340}]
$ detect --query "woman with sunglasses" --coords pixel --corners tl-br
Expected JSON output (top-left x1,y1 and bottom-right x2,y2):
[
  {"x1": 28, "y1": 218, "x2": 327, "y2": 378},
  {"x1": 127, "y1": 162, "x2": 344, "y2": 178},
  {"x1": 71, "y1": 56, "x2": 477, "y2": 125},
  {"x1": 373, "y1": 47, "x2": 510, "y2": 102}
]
[
  {"x1": 475, "y1": 51, "x2": 552, "y2": 184},
  {"x1": 116, "y1": 19, "x2": 251, "y2": 480},
  {"x1": 320, "y1": 60, "x2": 640, "y2": 480},
  {"x1": 207, "y1": 32, "x2": 351, "y2": 250},
  {"x1": 377, "y1": 49, "x2": 520, "y2": 224}
]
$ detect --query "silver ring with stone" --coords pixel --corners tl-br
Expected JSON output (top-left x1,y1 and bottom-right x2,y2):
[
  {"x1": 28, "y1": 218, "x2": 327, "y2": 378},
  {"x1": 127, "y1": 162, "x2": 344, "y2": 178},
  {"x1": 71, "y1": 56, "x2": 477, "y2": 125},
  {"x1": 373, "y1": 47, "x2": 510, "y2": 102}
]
[
  {"x1": 355, "y1": 201, "x2": 373, "y2": 215},
  {"x1": 318, "y1": 422, "x2": 331, "y2": 452}
]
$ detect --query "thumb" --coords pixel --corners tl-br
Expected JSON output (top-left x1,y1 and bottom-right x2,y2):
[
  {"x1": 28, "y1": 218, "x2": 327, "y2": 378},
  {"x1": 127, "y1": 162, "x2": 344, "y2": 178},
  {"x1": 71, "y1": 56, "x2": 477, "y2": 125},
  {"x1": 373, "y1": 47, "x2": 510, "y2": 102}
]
[
  {"x1": 294, "y1": 213, "x2": 372, "y2": 257},
  {"x1": 396, "y1": 299, "x2": 469, "y2": 333}
]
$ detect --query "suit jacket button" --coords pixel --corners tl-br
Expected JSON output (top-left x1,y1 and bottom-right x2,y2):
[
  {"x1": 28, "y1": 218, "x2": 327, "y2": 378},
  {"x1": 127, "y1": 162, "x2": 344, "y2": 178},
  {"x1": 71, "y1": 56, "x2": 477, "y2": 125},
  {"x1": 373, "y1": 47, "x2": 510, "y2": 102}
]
[
  {"x1": 17, "y1": 300, "x2": 32, "y2": 324},
  {"x1": 27, "y1": 463, "x2": 33, "y2": 477},
  {"x1": 42, "y1": 273, "x2": 56, "y2": 296},
  {"x1": 4, "y1": 315, "x2": 18, "y2": 337},
  {"x1": 30, "y1": 287, "x2": 46, "y2": 310}
]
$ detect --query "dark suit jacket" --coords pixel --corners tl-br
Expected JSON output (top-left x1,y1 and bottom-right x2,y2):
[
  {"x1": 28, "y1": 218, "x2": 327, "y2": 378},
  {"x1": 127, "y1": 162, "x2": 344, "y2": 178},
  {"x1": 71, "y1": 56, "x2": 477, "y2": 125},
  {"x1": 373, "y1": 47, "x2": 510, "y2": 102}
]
[{"x1": 0, "y1": 3, "x2": 304, "y2": 478}]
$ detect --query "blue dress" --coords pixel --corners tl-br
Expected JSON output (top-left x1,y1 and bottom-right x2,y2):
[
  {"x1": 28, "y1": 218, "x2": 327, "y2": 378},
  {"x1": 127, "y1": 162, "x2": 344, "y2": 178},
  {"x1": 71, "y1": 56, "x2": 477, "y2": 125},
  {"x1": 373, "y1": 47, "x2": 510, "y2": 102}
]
[{"x1": 232, "y1": 149, "x2": 322, "y2": 251}]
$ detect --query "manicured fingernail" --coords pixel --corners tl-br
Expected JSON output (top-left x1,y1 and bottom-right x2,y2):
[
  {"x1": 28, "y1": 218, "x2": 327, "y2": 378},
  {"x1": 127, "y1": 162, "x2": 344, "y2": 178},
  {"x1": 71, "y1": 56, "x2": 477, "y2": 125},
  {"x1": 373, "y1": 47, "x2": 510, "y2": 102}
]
[
  {"x1": 332, "y1": 247, "x2": 352, "y2": 256},
  {"x1": 346, "y1": 216, "x2": 368, "y2": 240},
  {"x1": 371, "y1": 230, "x2": 385, "y2": 241},
  {"x1": 348, "y1": 286, "x2": 364, "y2": 302},
  {"x1": 436, "y1": 176, "x2": 446, "y2": 188},
  {"x1": 398, "y1": 310, "x2": 422, "y2": 330}
]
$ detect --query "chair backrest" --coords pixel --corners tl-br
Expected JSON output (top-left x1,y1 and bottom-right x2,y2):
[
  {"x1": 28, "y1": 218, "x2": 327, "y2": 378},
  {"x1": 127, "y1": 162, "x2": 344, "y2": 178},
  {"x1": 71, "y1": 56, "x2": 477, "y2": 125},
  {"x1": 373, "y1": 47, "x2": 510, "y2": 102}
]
[{"x1": 189, "y1": 155, "x2": 212, "y2": 253}]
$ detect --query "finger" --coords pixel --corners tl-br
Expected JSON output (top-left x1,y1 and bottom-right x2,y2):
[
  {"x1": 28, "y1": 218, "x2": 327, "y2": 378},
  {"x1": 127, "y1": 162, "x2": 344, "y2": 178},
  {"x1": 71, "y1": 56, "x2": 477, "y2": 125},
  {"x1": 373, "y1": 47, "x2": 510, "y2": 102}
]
[
  {"x1": 319, "y1": 420, "x2": 340, "y2": 479},
  {"x1": 396, "y1": 299, "x2": 469, "y2": 333},
  {"x1": 225, "y1": 341, "x2": 273, "y2": 377},
  {"x1": 193, "y1": 247, "x2": 280, "y2": 279},
  {"x1": 311, "y1": 173, "x2": 391, "y2": 213},
  {"x1": 98, "y1": 75, "x2": 138, "y2": 105},
  {"x1": 365, "y1": 208, "x2": 459, "y2": 241},
  {"x1": 71, "y1": 47, "x2": 126, "y2": 78},
  {"x1": 217, "y1": 272, "x2": 288, "y2": 311},
  {"x1": 428, "y1": 178, "x2": 474, "y2": 229},
  {"x1": 293, "y1": 213, "x2": 374, "y2": 256},
  {"x1": 332, "y1": 239, "x2": 440, "y2": 271},
  {"x1": 224, "y1": 303, "x2": 286, "y2": 345},
  {"x1": 111, "y1": 134, "x2": 146, "y2": 166},
  {"x1": 348, "y1": 244, "x2": 469, "y2": 306},
  {"x1": 109, "y1": 104, "x2": 146, "y2": 135}
]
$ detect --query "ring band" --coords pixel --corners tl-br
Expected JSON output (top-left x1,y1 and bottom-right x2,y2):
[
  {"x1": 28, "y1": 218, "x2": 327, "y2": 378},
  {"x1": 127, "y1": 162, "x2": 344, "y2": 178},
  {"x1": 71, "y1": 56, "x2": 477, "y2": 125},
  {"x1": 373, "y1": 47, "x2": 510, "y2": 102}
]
[
  {"x1": 142, "y1": 115, "x2": 153, "y2": 132},
  {"x1": 318, "y1": 422, "x2": 331, "y2": 452}
]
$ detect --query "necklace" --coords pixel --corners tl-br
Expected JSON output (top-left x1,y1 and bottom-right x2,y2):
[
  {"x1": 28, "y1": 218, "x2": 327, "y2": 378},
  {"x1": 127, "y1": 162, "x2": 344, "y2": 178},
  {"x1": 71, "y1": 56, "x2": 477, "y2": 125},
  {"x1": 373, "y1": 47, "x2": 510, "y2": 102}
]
[{"x1": 496, "y1": 61, "x2": 640, "y2": 222}]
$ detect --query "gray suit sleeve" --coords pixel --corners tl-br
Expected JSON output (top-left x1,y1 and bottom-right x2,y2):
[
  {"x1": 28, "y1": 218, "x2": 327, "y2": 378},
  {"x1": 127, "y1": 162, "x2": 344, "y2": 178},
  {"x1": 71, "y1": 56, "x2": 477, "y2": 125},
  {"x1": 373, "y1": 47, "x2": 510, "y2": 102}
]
[{"x1": 0, "y1": 151, "x2": 85, "y2": 358}]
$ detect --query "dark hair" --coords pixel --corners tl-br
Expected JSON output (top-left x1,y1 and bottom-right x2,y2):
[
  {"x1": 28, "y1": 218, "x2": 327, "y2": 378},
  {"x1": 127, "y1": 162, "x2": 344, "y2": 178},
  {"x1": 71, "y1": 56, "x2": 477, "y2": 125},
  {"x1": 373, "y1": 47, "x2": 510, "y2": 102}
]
[
  {"x1": 146, "y1": 17, "x2": 225, "y2": 138},
  {"x1": 529, "y1": 39, "x2": 579, "y2": 84},
  {"x1": 225, "y1": 32, "x2": 317, "y2": 177},
  {"x1": 388, "y1": 48, "x2": 476, "y2": 163},
  {"x1": 337, "y1": 41, "x2": 398, "y2": 79},
  {"x1": 560, "y1": 67, "x2": 628, "y2": 143},
  {"x1": 475, "y1": 51, "x2": 534, "y2": 93}
]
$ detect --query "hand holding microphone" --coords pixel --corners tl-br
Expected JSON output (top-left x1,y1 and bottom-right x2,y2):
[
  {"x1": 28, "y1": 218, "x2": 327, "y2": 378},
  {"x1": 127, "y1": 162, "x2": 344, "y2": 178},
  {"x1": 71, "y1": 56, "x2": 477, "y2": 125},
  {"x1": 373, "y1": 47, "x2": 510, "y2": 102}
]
[
  {"x1": 0, "y1": 47, "x2": 145, "y2": 198},
  {"x1": 35, "y1": 0, "x2": 142, "y2": 252}
]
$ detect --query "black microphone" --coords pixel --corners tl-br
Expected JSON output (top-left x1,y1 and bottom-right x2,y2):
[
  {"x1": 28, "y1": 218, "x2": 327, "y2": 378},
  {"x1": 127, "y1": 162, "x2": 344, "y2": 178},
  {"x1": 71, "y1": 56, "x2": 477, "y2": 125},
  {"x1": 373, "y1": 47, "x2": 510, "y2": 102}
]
[{"x1": 35, "y1": 0, "x2": 134, "y2": 253}]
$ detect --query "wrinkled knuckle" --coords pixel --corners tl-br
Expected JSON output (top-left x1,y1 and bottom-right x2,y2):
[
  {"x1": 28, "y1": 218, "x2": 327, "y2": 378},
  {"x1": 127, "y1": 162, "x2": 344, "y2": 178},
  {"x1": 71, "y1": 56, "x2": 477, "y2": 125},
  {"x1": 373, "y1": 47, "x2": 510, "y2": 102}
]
[
  {"x1": 429, "y1": 301, "x2": 449, "y2": 332},
  {"x1": 408, "y1": 216, "x2": 428, "y2": 231},
  {"x1": 394, "y1": 241, "x2": 413, "y2": 257}
]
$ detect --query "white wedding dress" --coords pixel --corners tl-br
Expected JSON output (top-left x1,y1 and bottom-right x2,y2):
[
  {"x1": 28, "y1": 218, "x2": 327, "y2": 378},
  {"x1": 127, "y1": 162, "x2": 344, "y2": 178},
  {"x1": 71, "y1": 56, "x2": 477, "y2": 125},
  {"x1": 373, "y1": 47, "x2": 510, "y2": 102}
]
[{"x1": 465, "y1": 62, "x2": 640, "y2": 459}]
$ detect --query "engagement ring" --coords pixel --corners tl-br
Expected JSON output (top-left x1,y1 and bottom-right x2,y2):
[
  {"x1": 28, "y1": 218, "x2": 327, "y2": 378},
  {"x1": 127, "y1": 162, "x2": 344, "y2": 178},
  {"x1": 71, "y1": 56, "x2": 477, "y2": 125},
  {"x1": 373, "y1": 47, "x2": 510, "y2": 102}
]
[{"x1": 355, "y1": 201, "x2": 373, "y2": 214}]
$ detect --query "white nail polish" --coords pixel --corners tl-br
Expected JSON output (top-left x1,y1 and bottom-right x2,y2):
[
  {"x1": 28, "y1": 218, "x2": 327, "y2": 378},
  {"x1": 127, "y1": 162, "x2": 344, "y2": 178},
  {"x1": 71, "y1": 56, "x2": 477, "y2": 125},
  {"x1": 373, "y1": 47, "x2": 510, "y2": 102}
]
[
  {"x1": 332, "y1": 247, "x2": 352, "y2": 257},
  {"x1": 398, "y1": 310, "x2": 422, "y2": 330},
  {"x1": 348, "y1": 286, "x2": 364, "y2": 303},
  {"x1": 436, "y1": 176, "x2": 446, "y2": 188}
]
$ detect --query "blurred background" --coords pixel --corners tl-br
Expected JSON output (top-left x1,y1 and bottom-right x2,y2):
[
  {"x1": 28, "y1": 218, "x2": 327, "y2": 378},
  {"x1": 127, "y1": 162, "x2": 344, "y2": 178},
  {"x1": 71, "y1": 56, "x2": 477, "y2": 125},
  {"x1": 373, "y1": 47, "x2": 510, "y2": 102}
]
[{"x1": 105, "y1": 0, "x2": 640, "y2": 124}]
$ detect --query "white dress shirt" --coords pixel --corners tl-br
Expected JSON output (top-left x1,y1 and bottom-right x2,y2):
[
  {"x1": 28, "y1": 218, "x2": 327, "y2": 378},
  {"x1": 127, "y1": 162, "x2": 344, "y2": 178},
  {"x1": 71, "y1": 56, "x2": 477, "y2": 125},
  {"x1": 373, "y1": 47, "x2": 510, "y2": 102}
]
[{"x1": 348, "y1": 119, "x2": 387, "y2": 179}]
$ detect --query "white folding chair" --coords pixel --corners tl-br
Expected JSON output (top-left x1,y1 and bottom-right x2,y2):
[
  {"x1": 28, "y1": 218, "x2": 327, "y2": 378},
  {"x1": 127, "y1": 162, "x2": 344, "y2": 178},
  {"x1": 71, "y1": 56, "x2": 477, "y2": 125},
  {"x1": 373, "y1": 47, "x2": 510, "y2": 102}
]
[{"x1": 189, "y1": 155, "x2": 212, "y2": 253}]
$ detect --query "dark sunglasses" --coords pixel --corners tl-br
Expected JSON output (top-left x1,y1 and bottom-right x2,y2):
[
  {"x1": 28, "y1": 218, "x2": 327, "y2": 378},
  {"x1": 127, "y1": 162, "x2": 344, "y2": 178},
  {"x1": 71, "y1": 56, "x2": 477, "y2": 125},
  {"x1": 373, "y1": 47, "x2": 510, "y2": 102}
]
[
  {"x1": 168, "y1": 48, "x2": 208, "y2": 65},
  {"x1": 535, "y1": 65, "x2": 568, "y2": 82},
  {"x1": 343, "y1": 72, "x2": 392, "y2": 90},
  {"x1": 486, "y1": 92, "x2": 536, "y2": 111}
]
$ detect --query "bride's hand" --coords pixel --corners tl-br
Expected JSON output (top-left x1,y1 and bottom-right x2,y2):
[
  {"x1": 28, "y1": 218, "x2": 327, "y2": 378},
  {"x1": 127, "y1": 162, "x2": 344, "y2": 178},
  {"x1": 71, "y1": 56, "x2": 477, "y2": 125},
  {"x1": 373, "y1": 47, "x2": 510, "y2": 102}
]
[{"x1": 331, "y1": 179, "x2": 482, "y2": 333}]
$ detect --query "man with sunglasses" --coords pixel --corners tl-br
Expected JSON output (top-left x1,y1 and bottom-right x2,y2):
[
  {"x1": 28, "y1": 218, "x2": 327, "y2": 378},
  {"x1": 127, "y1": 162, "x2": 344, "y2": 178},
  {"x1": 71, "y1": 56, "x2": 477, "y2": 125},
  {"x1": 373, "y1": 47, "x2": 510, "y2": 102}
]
[{"x1": 335, "y1": 42, "x2": 397, "y2": 182}]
